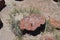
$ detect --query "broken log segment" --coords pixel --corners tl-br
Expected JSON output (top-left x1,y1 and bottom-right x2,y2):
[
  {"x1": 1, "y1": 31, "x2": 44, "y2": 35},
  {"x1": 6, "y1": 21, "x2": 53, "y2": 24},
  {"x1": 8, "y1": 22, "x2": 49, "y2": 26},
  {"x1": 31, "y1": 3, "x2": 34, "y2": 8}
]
[
  {"x1": 19, "y1": 14, "x2": 46, "y2": 36},
  {"x1": 20, "y1": 14, "x2": 46, "y2": 31}
]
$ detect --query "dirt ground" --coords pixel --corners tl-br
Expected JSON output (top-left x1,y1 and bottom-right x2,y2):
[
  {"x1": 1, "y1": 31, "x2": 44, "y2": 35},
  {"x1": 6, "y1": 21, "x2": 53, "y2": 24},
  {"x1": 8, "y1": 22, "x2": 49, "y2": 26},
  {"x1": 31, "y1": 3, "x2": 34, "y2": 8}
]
[{"x1": 0, "y1": 0, "x2": 60, "y2": 40}]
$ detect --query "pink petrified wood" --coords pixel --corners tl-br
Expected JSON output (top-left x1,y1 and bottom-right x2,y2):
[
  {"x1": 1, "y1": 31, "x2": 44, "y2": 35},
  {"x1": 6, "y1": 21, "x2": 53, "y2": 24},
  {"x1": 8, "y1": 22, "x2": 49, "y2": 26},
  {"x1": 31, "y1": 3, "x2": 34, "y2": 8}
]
[
  {"x1": 49, "y1": 17, "x2": 60, "y2": 29},
  {"x1": 20, "y1": 14, "x2": 45, "y2": 31}
]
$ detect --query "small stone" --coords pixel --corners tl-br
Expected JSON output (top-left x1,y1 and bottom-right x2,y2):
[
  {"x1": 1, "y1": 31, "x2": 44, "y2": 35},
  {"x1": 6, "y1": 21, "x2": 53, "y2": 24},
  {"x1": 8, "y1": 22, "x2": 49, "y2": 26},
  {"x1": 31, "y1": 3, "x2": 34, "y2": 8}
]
[
  {"x1": 49, "y1": 17, "x2": 60, "y2": 29},
  {"x1": 41, "y1": 33, "x2": 56, "y2": 40}
]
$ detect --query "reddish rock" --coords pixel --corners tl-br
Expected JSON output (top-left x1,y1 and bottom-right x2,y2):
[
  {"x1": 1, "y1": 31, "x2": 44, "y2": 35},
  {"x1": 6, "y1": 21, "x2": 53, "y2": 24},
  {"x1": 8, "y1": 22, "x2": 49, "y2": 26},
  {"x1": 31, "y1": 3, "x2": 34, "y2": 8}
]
[
  {"x1": 44, "y1": 36, "x2": 55, "y2": 40},
  {"x1": 42, "y1": 34, "x2": 55, "y2": 40},
  {"x1": 49, "y1": 17, "x2": 60, "y2": 29},
  {"x1": 0, "y1": 0, "x2": 6, "y2": 11},
  {"x1": 20, "y1": 14, "x2": 45, "y2": 31}
]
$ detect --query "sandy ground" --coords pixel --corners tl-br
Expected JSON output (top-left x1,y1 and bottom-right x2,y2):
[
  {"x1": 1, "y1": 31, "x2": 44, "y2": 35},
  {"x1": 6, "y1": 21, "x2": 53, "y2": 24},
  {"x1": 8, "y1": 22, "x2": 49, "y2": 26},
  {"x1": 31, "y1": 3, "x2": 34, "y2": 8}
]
[{"x1": 0, "y1": 0, "x2": 60, "y2": 40}]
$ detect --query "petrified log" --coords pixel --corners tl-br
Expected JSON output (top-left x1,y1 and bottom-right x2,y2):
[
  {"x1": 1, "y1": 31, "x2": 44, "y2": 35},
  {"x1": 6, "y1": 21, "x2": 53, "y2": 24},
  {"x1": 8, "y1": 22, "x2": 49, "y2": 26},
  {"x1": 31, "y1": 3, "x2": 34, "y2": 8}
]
[
  {"x1": 20, "y1": 14, "x2": 46, "y2": 36},
  {"x1": 0, "y1": 0, "x2": 6, "y2": 11}
]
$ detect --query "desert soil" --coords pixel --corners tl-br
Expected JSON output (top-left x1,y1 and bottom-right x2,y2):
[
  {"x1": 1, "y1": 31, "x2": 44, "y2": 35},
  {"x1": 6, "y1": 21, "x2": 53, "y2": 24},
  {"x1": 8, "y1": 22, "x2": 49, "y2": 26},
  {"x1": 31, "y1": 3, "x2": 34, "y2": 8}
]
[{"x1": 0, "y1": 0, "x2": 60, "y2": 40}]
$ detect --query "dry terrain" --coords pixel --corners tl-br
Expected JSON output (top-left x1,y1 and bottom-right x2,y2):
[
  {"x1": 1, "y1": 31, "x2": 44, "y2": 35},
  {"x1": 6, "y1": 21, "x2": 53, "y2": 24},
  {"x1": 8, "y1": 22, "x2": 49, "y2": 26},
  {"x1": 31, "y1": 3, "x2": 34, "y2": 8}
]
[{"x1": 0, "y1": 0, "x2": 60, "y2": 40}]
